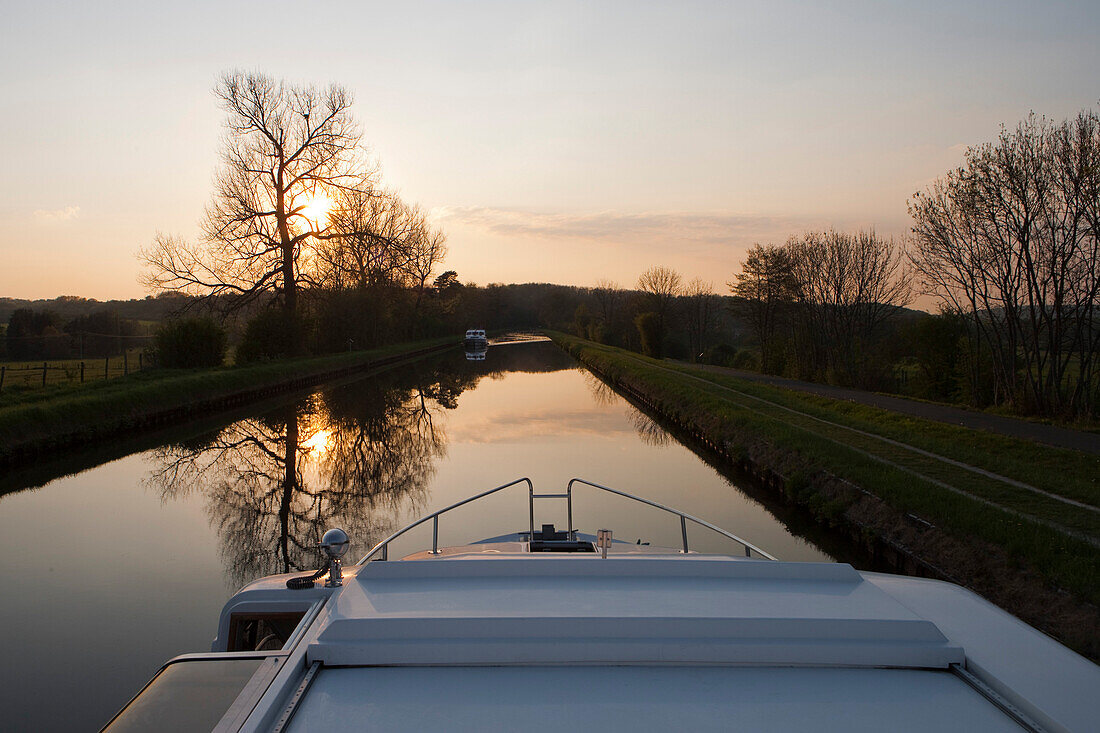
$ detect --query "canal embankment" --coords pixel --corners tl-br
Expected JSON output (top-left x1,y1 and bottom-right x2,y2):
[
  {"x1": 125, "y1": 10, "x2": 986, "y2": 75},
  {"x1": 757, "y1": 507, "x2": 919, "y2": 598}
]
[
  {"x1": 552, "y1": 333, "x2": 1100, "y2": 658},
  {"x1": 681, "y1": 362, "x2": 1100, "y2": 455},
  {"x1": 0, "y1": 337, "x2": 457, "y2": 466}
]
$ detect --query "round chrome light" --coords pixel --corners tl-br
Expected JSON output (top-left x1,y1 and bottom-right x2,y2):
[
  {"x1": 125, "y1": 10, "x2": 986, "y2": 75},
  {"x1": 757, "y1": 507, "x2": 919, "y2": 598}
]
[{"x1": 320, "y1": 528, "x2": 350, "y2": 559}]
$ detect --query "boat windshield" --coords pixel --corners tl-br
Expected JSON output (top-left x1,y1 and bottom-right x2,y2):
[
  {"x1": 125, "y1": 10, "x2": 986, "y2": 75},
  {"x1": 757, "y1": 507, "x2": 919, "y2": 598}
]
[{"x1": 103, "y1": 658, "x2": 265, "y2": 732}]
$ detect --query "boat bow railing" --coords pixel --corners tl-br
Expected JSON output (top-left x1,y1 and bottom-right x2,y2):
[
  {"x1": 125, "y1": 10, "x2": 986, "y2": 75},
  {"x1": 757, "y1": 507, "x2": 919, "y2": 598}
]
[
  {"x1": 356, "y1": 477, "x2": 777, "y2": 564},
  {"x1": 564, "y1": 478, "x2": 776, "y2": 560}
]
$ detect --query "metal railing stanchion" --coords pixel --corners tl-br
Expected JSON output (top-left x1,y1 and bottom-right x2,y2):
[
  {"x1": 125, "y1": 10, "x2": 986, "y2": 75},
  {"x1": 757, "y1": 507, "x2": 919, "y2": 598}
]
[
  {"x1": 528, "y1": 484, "x2": 535, "y2": 542},
  {"x1": 567, "y1": 484, "x2": 574, "y2": 539}
]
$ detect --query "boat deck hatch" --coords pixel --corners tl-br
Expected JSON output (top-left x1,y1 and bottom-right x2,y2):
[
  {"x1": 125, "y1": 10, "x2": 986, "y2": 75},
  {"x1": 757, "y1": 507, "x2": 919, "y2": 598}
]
[{"x1": 529, "y1": 523, "x2": 595, "y2": 553}]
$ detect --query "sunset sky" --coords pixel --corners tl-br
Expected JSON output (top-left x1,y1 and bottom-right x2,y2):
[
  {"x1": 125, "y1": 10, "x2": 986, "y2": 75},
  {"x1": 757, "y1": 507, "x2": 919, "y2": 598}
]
[{"x1": 2, "y1": 0, "x2": 1098, "y2": 300}]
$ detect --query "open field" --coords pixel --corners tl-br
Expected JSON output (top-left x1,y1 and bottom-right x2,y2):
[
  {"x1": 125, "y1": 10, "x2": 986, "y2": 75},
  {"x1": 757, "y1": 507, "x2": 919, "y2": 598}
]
[
  {"x1": 0, "y1": 337, "x2": 457, "y2": 463},
  {"x1": 660, "y1": 364, "x2": 1100, "y2": 527},
  {"x1": 551, "y1": 334, "x2": 1100, "y2": 645},
  {"x1": 0, "y1": 348, "x2": 151, "y2": 391},
  {"x1": 690, "y1": 361, "x2": 1100, "y2": 442}
]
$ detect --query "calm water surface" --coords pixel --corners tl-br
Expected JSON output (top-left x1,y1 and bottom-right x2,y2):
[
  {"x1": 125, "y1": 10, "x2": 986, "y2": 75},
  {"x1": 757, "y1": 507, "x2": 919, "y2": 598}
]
[{"x1": 0, "y1": 341, "x2": 835, "y2": 731}]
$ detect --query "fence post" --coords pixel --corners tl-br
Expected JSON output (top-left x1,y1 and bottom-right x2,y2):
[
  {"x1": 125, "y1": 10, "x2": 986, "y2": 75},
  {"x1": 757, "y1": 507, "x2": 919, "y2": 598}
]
[
  {"x1": 105, "y1": 357, "x2": 109, "y2": 380},
  {"x1": 0, "y1": 366, "x2": 5, "y2": 393},
  {"x1": 81, "y1": 361, "x2": 85, "y2": 383},
  {"x1": 42, "y1": 362, "x2": 48, "y2": 387},
  {"x1": 124, "y1": 351, "x2": 129, "y2": 376},
  {"x1": 138, "y1": 352, "x2": 143, "y2": 371}
]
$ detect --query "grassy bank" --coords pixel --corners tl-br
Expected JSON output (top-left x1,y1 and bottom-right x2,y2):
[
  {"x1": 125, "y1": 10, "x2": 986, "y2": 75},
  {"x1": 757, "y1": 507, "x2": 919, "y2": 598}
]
[
  {"x1": 552, "y1": 333, "x2": 1099, "y2": 654},
  {"x1": 0, "y1": 349, "x2": 152, "y2": 390},
  {"x1": 0, "y1": 337, "x2": 457, "y2": 464}
]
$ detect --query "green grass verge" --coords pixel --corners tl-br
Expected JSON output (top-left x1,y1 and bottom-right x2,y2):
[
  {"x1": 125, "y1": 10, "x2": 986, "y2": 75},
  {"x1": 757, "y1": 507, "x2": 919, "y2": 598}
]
[
  {"x1": 0, "y1": 349, "x2": 152, "y2": 390},
  {"x1": 670, "y1": 366, "x2": 1100, "y2": 508},
  {"x1": 0, "y1": 337, "x2": 457, "y2": 461},
  {"x1": 551, "y1": 333, "x2": 1100, "y2": 605}
]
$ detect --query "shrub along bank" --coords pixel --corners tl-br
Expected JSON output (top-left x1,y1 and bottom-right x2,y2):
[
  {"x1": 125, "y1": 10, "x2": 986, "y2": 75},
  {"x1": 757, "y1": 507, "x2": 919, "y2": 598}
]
[
  {"x1": 551, "y1": 333, "x2": 1100, "y2": 658},
  {"x1": 0, "y1": 337, "x2": 457, "y2": 464}
]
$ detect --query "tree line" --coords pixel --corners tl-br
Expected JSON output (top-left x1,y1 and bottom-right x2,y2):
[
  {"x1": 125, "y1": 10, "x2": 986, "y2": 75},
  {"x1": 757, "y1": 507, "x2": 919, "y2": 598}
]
[
  {"x1": 2, "y1": 307, "x2": 150, "y2": 360},
  {"x1": 725, "y1": 107, "x2": 1100, "y2": 419},
  {"x1": 910, "y1": 110, "x2": 1100, "y2": 418},
  {"x1": 730, "y1": 231, "x2": 911, "y2": 389},
  {"x1": 520, "y1": 106, "x2": 1100, "y2": 420}
]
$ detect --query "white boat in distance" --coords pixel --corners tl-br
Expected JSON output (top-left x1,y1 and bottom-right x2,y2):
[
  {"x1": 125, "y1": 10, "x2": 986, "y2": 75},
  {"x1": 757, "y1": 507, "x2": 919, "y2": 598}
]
[
  {"x1": 463, "y1": 328, "x2": 488, "y2": 348},
  {"x1": 103, "y1": 478, "x2": 1099, "y2": 732}
]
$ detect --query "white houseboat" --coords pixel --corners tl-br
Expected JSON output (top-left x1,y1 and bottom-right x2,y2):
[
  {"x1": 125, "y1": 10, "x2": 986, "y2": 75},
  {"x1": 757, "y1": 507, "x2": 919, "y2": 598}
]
[
  {"x1": 103, "y1": 478, "x2": 1099, "y2": 732},
  {"x1": 463, "y1": 328, "x2": 488, "y2": 349}
]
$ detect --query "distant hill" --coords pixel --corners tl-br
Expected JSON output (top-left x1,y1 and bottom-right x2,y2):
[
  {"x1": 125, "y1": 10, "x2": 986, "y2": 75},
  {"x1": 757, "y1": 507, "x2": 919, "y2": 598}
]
[{"x1": 0, "y1": 293, "x2": 195, "y2": 325}]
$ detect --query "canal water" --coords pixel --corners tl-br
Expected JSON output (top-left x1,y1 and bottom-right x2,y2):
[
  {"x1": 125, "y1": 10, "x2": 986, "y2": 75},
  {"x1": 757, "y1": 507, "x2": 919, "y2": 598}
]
[{"x1": 0, "y1": 340, "x2": 835, "y2": 731}]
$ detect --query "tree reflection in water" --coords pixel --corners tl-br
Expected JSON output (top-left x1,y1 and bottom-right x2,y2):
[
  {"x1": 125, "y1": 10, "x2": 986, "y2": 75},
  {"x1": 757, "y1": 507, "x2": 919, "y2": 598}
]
[
  {"x1": 148, "y1": 370, "x2": 474, "y2": 587},
  {"x1": 147, "y1": 342, "x2": 577, "y2": 587},
  {"x1": 629, "y1": 409, "x2": 672, "y2": 447},
  {"x1": 582, "y1": 371, "x2": 618, "y2": 407},
  {"x1": 581, "y1": 371, "x2": 670, "y2": 446}
]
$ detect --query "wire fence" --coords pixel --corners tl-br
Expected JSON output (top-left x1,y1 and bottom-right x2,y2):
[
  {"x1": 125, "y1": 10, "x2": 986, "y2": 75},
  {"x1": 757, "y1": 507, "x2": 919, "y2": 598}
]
[{"x1": 0, "y1": 348, "x2": 156, "y2": 393}]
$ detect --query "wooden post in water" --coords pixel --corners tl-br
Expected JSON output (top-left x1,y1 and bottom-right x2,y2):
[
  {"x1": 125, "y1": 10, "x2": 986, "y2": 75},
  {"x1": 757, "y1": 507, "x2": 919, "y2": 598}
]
[
  {"x1": 105, "y1": 357, "x2": 109, "y2": 380},
  {"x1": 80, "y1": 361, "x2": 85, "y2": 383},
  {"x1": 42, "y1": 362, "x2": 48, "y2": 387}
]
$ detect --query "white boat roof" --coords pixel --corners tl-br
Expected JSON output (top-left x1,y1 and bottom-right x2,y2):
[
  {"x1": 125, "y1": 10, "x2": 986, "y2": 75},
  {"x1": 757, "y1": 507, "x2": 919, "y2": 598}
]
[
  {"x1": 234, "y1": 552, "x2": 1096, "y2": 732},
  {"x1": 306, "y1": 556, "x2": 964, "y2": 669},
  {"x1": 287, "y1": 666, "x2": 1021, "y2": 733},
  {"x1": 115, "y1": 551, "x2": 1100, "y2": 732}
]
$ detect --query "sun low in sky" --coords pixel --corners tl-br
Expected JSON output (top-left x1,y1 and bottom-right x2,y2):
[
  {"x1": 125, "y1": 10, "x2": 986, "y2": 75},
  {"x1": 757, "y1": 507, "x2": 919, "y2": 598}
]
[
  {"x1": 2, "y1": 0, "x2": 1099, "y2": 300},
  {"x1": 297, "y1": 193, "x2": 334, "y2": 231}
]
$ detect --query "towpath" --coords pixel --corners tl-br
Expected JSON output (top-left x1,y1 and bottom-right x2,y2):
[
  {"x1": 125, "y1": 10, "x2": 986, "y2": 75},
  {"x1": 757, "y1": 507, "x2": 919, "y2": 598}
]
[{"x1": 678, "y1": 363, "x2": 1100, "y2": 455}]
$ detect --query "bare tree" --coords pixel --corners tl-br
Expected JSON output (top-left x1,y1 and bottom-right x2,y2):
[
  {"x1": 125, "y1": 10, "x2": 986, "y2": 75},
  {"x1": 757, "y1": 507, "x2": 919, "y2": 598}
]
[
  {"x1": 589, "y1": 279, "x2": 624, "y2": 342},
  {"x1": 592, "y1": 279, "x2": 622, "y2": 323},
  {"x1": 403, "y1": 221, "x2": 448, "y2": 310},
  {"x1": 142, "y1": 71, "x2": 369, "y2": 345},
  {"x1": 682, "y1": 278, "x2": 718, "y2": 362},
  {"x1": 786, "y1": 231, "x2": 911, "y2": 386},
  {"x1": 911, "y1": 110, "x2": 1100, "y2": 416},
  {"x1": 315, "y1": 189, "x2": 445, "y2": 311},
  {"x1": 636, "y1": 266, "x2": 683, "y2": 331},
  {"x1": 730, "y1": 244, "x2": 794, "y2": 373},
  {"x1": 315, "y1": 186, "x2": 392, "y2": 290}
]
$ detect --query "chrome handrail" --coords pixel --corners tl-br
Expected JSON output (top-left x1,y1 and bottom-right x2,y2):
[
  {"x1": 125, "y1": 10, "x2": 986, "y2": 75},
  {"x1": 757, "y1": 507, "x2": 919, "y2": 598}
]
[
  {"x1": 356, "y1": 476, "x2": 777, "y2": 564},
  {"x1": 564, "y1": 478, "x2": 777, "y2": 560},
  {"x1": 356, "y1": 478, "x2": 535, "y2": 564}
]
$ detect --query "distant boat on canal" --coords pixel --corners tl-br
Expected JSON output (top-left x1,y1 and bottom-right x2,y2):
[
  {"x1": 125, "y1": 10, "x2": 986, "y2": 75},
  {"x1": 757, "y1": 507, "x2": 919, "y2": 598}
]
[{"x1": 463, "y1": 328, "x2": 488, "y2": 349}]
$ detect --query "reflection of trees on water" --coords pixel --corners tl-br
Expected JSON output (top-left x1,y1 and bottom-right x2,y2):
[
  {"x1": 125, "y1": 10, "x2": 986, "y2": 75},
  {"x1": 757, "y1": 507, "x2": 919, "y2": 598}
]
[
  {"x1": 582, "y1": 371, "x2": 619, "y2": 407},
  {"x1": 580, "y1": 370, "x2": 671, "y2": 446},
  {"x1": 629, "y1": 408, "x2": 672, "y2": 447},
  {"x1": 148, "y1": 373, "x2": 473, "y2": 587},
  {"x1": 147, "y1": 342, "x2": 576, "y2": 587}
]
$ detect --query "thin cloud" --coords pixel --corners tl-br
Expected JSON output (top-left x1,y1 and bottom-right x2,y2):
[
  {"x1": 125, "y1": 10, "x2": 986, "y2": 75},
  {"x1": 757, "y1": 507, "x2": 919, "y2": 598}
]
[
  {"x1": 433, "y1": 206, "x2": 808, "y2": 245},
  {"x1": 33, "y1": 206, "x2": 81, "y2": 222}
]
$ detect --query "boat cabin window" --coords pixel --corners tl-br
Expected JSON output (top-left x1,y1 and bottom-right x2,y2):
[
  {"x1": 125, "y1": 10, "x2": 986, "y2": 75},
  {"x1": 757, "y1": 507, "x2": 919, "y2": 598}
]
[
  {"x1": 228, "y1": 611, "x2": 306, "y2": 652},
  {"x1": 103, "y1": 658, "x2": 264, "y2": 733}
]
